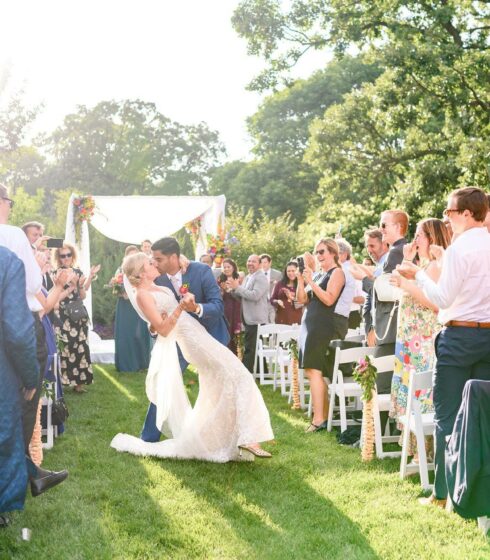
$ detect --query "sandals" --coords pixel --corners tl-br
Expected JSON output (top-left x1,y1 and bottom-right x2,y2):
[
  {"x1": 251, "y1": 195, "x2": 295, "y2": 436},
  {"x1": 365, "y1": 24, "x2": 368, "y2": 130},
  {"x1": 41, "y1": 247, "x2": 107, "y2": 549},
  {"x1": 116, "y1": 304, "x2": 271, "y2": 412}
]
[
  {"x1": 305, "y1": 420, "x2": 328, "y2": 433},
  {"x1": 238, "y1": 445, "x2": 272, "y2": 459},
  {"x1": 0, "y1": 515, "x2": 10, "y2": 528}
]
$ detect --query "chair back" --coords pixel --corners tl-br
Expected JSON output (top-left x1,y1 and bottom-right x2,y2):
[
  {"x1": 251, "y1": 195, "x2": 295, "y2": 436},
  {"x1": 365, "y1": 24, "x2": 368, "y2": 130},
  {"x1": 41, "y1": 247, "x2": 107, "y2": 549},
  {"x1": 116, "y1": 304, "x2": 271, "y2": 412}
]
[
  {"x1": 372, "y1": 355, "x2": 395, "y2": 374},
  {"x1": 408, "y1": 368, "x2": 433, "y2": 393}
]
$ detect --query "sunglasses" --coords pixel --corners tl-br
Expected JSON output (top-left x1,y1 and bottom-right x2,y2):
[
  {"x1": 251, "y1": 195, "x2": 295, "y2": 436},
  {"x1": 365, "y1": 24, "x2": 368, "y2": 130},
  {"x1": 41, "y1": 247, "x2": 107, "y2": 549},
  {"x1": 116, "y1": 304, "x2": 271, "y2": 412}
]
[
  {"x1": 1, "y1": 197, "x2": 14, "y2": 209},
  {"x1": 442, "y1": 208, "x2": 462, "y2": 217},
  {"x1": 59, "y1": 252, "x2": 72, "y2": 259},
  {"x1": 315, "y1": 248, "x2": 326, "y2": 256}
]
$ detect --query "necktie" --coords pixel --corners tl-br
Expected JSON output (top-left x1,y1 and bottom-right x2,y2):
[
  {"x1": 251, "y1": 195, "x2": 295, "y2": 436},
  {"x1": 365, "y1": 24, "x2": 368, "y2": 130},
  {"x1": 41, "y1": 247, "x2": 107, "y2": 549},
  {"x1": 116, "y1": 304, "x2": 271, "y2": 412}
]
[{"x1": 170, "y1": 275, "x2": 181, "y2": 294}]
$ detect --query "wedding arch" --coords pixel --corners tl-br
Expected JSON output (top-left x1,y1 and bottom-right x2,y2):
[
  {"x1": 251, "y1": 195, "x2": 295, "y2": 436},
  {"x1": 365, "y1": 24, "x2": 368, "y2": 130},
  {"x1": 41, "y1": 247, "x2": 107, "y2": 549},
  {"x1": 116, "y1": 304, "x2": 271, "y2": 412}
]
[{"x1": 64, "y1": 193, "x2": 226, "y2": 362}]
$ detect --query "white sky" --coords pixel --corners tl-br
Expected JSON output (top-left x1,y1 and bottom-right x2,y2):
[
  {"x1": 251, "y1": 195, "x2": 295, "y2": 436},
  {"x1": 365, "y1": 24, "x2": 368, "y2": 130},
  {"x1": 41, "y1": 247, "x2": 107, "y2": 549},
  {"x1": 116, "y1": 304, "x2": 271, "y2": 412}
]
[{"x1": 0, "y1": 0, "x2": 327, "y2": 161}]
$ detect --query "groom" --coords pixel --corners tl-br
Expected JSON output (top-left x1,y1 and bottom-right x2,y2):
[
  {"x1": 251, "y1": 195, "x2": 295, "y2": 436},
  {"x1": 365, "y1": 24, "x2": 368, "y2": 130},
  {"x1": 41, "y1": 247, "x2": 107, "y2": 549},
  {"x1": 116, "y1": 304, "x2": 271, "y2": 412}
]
[{"x1": 140, "y1": 237, "x2": 230, "y2": 442}]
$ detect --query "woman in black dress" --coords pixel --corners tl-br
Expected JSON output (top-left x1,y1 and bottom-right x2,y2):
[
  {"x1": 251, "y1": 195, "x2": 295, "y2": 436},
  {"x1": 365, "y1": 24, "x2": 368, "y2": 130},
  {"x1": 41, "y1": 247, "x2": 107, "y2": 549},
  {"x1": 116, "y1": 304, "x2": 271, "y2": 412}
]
[
  {"x1": 54, "y1": 243, "x2": 97, "y2": 393},
  {"x1": 297, "y1": 238, "x2": 345, "y2": 432}
]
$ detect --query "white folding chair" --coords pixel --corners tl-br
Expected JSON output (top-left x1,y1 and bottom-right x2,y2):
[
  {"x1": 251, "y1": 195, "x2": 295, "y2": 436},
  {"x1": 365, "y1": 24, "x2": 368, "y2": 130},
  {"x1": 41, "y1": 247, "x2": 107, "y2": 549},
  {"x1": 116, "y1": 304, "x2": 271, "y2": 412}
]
[
  {"x1": 370, "y1": 355, "x2": 401, "y2": 459},
  {"x1": 42, "y1": 352, "x2": 59, "y2": 450},
  {"x1": 398, "y1": 368, "x2": 435, "y2": 490},
  {"x1": 273, "y1": 328, "x2": 300, "y2": 395},
  {"x1": 326, "y1": 345, "x2": 377, "y2": 432},
  {"x1": 253, "y1": 324, "x2": 293, "y2": 385}
]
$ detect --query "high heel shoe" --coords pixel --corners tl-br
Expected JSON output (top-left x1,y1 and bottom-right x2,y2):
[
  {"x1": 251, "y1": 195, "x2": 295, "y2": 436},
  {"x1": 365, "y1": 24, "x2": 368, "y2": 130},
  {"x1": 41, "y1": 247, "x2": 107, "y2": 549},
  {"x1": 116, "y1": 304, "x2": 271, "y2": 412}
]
[{"x1": 238, "y1": 445, "x2": 272, "y2": 459}]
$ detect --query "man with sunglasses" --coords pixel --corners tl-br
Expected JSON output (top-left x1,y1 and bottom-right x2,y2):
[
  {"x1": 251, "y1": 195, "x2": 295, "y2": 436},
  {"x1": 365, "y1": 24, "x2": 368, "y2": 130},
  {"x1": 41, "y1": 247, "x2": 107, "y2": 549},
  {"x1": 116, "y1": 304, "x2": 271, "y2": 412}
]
[
  {"x1": 398, "y1": 187, "x2": 490, "y2": 509},
  {"x1": 0, "y1": 184, "x2": 68, "y2": 500}
]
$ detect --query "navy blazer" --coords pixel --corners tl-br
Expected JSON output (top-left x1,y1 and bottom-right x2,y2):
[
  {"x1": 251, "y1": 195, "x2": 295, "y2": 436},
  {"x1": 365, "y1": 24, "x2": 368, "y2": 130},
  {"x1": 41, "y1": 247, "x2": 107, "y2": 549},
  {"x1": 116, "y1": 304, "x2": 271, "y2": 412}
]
[{"x1": 155, "y1": 261, "x2": 229, "y2": 347}]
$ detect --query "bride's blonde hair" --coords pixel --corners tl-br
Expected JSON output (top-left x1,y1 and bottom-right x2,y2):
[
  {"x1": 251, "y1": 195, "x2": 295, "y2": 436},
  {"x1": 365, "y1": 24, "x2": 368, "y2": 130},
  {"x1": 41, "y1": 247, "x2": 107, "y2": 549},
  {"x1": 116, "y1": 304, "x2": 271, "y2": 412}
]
[{"x1": 122, "y1": 252, "x2": 148, "y2": 286}]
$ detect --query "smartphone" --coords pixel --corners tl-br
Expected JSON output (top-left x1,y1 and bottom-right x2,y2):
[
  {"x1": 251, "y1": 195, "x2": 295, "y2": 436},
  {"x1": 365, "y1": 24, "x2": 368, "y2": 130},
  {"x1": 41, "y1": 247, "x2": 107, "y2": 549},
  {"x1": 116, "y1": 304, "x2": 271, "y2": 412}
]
[{"x1": 46, "y1": 238, "x2": 64, "y2": 248}]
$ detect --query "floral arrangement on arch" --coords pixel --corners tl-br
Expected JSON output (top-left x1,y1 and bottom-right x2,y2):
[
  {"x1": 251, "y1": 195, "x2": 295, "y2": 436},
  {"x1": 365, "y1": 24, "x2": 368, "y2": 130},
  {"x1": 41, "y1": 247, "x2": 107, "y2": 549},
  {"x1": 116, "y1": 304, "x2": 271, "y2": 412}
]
[
  {"x1": 184, "y1": 215, "x2": 203, "y2": 247},
  {"x1": 206, "y1": 225, "x2": 239, "y2": 266},
  {"x1": 352, "y1": 355, "x2": 378, "y2": 462},
  {"x1": 73, "y1": 195, "x2": 96, "y2": 243}
]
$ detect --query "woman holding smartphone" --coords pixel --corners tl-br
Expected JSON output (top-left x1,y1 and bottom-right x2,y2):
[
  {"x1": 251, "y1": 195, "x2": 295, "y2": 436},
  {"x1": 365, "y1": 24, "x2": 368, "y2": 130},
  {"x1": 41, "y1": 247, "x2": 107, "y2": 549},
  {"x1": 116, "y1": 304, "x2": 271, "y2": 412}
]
[
  {"x1": 53, "y1": 243, "x2": 99, "y2": 393},
  {"x1": 296, "y1": 239, "x2": 345, "y2": 432}
]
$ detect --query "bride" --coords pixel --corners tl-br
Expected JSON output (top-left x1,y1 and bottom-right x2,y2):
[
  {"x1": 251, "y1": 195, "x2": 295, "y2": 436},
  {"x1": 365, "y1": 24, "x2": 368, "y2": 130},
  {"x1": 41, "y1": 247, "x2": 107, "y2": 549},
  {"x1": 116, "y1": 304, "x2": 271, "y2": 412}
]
[{"x1": 110, "y1": 253, "x2": 274, "y2": 462}]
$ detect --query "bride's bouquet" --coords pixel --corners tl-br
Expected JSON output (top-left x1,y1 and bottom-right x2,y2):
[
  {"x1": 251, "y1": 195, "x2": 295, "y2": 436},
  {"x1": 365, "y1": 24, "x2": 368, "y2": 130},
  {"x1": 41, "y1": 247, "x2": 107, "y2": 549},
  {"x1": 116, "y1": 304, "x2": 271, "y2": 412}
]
[{"x1": 105, "y1": 272, "x2": 125, "y2": 296}]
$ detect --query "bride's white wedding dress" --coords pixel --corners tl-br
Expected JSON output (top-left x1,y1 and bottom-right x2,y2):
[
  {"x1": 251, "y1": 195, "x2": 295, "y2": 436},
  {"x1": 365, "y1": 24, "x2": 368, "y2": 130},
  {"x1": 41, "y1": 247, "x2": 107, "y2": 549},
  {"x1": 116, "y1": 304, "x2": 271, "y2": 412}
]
[{"x1": 111, "y1": 288, "x2": 274, "y2": 462}]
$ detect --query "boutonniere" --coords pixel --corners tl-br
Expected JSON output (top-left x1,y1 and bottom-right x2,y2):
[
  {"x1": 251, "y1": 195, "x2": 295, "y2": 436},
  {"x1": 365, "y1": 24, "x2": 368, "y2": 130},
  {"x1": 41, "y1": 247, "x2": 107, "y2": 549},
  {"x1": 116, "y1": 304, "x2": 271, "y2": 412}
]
[{"x1": 179, "y1": 283, "x2": 190, "y2": 298}]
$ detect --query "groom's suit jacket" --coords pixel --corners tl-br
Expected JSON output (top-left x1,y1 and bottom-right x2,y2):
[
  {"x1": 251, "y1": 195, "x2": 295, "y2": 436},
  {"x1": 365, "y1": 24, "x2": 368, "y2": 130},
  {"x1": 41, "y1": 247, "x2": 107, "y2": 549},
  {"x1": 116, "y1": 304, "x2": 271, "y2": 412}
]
[{"x1": 155, "y1": 261, "x2": 229, "y2": 348}]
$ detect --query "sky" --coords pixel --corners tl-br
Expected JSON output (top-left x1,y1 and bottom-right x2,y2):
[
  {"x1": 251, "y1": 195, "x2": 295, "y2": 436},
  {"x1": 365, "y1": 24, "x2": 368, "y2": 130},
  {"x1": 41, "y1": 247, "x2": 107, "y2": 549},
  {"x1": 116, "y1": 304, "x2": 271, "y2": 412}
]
[{"x1": 0, "y1": 0, "x2": 327, "y2": 161}]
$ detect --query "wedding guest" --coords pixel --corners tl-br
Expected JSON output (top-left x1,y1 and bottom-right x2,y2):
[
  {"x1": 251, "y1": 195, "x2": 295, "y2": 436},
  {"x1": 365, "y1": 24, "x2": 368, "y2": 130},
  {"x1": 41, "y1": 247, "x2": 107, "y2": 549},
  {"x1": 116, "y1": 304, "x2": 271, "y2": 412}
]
[
  {"x1": 0, "y1": 184, "x2": 68, "y2": 498},
  {"x1": 114, "y1": 245, "x2": 151, "y2": 372},
  {"x1": 227, "y1": 254, "x2": 269, "y2": 373},
  {"x1": 296, "y1": 239, "x2": 345, "y2": 432},
  {"x1": 260, "y1": 254, "x2": 281, "y2": 323},
  {"x1": 218, "y1": 258, "x2": 242, "y2": 355},
  {"x1": 389, "y1": 219, "x2": 451, "y2": 459},
  {"x1": 271, "y1": 261, "x2": 303, "y2": 325},
  {"x1": 21, "y1": 221, "x2": 45, "y2": 248},
  {"x1": 398, "y1": 187, "x2": 490, "y2": 508},
  {"x1": 200, "y1": 254, "x2": 213, "y2": 267},
  {"x1": 0, "y1": 247, "x2": 39, "y2": 528},
  {"x1": 336, "y1": 239, "x2": 364, "y2": 336},
  {"x1": 140, "y1": 239, "x2": 152, "y2": 256},
  {"x1": 53, "y1": 243, "x2": 95, "y2": 393}
]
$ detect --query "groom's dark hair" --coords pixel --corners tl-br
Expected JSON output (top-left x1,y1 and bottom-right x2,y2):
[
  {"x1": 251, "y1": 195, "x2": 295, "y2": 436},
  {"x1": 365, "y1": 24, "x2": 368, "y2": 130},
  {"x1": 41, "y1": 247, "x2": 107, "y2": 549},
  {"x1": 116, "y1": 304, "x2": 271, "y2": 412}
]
[{"x1": 152, "y1": 237, "x2": 181, "y2": 257}]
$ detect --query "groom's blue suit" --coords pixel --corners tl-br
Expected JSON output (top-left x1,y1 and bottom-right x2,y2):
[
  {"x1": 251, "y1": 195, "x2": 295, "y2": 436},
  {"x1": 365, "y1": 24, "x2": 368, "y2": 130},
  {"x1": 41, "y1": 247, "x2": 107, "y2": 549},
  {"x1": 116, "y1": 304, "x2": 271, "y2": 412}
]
[{"x1": 140, "y1": 261, "x2": 230, "y2": 442}]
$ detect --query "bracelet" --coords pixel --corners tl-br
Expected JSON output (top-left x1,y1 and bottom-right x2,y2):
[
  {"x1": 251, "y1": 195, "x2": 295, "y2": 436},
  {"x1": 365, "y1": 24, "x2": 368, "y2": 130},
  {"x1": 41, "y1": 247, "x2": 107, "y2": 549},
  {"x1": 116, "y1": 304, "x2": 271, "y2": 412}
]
[{"x1": 402, "y1": 258, "x2": 412, "y2": 263}]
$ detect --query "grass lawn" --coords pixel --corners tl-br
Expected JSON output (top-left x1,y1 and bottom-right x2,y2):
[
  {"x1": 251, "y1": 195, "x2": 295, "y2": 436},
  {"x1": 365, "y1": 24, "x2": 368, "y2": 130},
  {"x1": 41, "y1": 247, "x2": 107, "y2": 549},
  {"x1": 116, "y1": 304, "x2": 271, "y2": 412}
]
[{"x1": 1, "y1": 364, "x2": 488, "y2": 559}]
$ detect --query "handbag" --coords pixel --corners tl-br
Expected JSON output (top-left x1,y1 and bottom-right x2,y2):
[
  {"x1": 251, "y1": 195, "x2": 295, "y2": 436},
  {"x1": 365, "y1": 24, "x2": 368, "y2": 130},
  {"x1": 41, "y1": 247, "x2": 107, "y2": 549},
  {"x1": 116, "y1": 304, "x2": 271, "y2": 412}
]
[
  {"x1": 373, "y1": 273, "x2": 403, "y2": 303},
  {"x1": 64, "y1": 298, "x2": 89, "y2": 322},
  {"x1": 51, "y1": 398, "x2": 69, "y2": 425}
]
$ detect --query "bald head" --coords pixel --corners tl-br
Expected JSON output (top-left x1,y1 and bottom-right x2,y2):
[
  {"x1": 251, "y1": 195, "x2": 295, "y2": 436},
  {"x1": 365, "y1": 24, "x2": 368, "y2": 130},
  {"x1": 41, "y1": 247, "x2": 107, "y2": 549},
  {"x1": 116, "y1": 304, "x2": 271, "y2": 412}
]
[{"x1": 246, "y1": 254, "x2": 261, "y2": 274}]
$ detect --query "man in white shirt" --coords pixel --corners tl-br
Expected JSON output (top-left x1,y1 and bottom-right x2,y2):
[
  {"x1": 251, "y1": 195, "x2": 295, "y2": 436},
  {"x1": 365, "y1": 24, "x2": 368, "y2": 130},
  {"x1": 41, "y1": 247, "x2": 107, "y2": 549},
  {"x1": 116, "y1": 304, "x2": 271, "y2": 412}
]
[{"x1": 398, "y1": 187, "x2": 490, "y2": 508}]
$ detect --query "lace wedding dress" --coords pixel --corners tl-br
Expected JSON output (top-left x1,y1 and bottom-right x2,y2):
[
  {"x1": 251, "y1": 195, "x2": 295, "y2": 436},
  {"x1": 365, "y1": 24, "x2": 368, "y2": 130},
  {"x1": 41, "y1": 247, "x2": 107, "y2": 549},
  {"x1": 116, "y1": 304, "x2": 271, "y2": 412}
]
[{"x1": 111, "y1": 288, "x2": 274, "y2": 462}]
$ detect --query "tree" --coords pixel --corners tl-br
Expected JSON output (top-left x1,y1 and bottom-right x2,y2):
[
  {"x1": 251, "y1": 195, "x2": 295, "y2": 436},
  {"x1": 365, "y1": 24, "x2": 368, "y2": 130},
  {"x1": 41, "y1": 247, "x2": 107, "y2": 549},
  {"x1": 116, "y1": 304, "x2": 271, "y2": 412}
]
[{"x1": 43, "y1": 100, "x2": 226, "y2": 196}]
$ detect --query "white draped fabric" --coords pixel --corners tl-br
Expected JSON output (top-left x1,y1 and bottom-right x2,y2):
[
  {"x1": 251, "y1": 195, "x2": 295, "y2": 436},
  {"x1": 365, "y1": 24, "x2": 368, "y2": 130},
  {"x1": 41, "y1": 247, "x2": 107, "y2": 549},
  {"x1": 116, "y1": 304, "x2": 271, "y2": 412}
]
[{"x1": 64, "y1": 193, "x2": 225, "y2": 333}]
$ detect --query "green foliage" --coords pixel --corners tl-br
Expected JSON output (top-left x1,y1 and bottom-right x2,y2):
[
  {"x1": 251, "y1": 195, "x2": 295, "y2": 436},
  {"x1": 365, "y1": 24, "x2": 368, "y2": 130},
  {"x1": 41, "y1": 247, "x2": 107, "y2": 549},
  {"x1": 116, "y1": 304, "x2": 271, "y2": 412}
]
[
  {"x1": 8, "y1": 188, "x2": 46, "y2": 227},
  {"x1": 43, "y1": 99, "x2": 226, "y2": 196},
  {"x1": 226, "y1": 205, "x2": 304, "y2": 270}
]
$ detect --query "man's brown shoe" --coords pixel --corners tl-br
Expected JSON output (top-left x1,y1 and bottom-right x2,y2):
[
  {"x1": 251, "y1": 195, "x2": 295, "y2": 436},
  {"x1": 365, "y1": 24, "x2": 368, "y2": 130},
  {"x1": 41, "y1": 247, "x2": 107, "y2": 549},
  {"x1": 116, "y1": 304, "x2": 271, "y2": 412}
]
[{"x1": 418, "y1": 495, "x2": 447, "y2": 509}]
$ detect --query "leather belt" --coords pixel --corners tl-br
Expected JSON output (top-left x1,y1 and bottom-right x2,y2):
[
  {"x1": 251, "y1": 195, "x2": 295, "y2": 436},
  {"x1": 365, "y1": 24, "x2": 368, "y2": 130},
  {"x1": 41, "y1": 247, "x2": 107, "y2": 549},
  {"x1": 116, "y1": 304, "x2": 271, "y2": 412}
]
[{"x1": 445, "y1": 320, "x2": 490, "y2": 329}]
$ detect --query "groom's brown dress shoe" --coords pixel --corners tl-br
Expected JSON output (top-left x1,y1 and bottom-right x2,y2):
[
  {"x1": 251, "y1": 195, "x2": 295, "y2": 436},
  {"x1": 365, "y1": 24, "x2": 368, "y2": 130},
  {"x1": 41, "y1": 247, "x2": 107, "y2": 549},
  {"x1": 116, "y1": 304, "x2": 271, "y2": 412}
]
[{"x1": 30, "y1": 467, "x2": 68, "y2": 497}]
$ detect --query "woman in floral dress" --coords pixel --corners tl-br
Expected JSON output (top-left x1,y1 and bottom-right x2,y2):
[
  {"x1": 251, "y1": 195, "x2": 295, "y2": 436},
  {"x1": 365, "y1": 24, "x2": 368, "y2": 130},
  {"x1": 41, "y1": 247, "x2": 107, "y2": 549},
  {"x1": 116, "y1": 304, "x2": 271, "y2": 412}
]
[
  {"x1": 54, "y1": 243, "x2": 98, "y2": 393},
  {"x1": 389, "y1": 219, "x2": 451, "y2": 456}
]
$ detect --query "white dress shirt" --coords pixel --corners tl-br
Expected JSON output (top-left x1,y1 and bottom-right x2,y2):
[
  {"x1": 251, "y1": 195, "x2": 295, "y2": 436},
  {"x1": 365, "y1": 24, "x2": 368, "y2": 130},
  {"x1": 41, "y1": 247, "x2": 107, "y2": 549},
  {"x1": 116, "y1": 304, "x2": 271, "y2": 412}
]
[
  {"x1": 416, "y1": 227, "x2": 490, "y2": 324},
  {"x1": 167, "y1": 270, "x2": 203, "y2": 317},
  {"x1": 0, "y1": 224, "x2": 43, "y2": 312},
  {"x1": 335, "y1": 261, "x2": 356, "y2": 318}
]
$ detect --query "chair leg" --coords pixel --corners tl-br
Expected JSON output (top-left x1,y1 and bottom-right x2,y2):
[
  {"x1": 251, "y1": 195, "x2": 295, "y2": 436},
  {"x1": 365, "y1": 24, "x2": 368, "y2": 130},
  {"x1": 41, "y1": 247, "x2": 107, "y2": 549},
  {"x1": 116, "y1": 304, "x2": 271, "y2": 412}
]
[
  {"x1": 400, "y1": 422, "x2": 410, "y2": 480},
  {"x1": 372, "y1": 395, "x2": 384, "y2": 459},
  {"x1": 339, "y1": 391, "x2": 347, "y2": 433}
]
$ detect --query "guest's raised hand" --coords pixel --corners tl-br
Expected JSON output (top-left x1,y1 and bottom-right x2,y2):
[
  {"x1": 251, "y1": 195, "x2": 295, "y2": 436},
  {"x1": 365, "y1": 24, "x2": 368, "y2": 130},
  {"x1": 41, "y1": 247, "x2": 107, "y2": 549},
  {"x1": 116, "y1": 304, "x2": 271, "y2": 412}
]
[
  {"x1": 90, "y1": 264, "x2": 101, "y2": 280},
  {"x1": 429, "y1": 244, "x2": 445, "y2": 264},
  {"x1": 350, "y1": 263, "x2": 367, "y2": 281},
  {"x1": 34, "y1": 235, "x2": 50, "y2": 251},
  {"x1": 179, "y1": 254, "x2": 190, "y2": 274},
  {"x1": 55, "y1": 268, "x2": 71, "y2": 287},
  {"x1": 303, "y1": 252, "x2": 316, "y2": 271},
  {"x1": 302, "y1": 267, "x2": 313, "y2": 285},
  {"x1": 79, "y1": 274, "x2": 87, "y2": 288},
  {"x1": 403, "y1": 241, "x2": 417, "y2": 262},
  {"x1": 226, "y1": 277, "x2": 240, "y2": 290},
  {"x1": 396, "y1": 261, "x2": 419, "y2": 280}
]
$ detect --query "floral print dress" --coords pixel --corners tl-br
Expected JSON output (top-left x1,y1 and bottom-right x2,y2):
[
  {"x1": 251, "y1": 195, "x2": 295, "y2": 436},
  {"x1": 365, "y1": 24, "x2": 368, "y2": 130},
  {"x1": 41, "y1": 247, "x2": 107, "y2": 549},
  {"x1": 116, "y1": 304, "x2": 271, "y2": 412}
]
[
  {"x1": 55, "y1": 267, "x2": 93, "y2": 386},
  {"x1": 389, "y1": 263, "x2": 439, "y2": 455}
]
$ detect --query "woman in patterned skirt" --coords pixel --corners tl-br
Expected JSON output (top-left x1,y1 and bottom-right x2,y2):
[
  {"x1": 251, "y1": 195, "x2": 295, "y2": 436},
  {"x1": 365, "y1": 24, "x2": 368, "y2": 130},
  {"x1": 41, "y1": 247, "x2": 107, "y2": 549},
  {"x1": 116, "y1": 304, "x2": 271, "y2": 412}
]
[
  {"x1": 389, "y1": 219, "x2": 451, "y2": 457},
  {"x1": 53, "y1": 243, "x2": 98, "y2": 393}
]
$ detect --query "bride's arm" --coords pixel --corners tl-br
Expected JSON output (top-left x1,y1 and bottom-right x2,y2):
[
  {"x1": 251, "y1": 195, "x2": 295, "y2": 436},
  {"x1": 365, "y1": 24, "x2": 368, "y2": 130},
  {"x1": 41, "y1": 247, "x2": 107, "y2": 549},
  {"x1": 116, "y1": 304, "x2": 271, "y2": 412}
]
[{"x1": 137, "y1": 291, "x2": 184, "y2": 337}]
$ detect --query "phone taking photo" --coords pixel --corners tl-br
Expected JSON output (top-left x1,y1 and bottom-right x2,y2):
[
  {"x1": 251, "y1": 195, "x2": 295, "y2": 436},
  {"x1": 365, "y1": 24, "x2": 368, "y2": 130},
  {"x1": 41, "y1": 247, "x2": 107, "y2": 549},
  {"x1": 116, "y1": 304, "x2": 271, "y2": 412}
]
[{"x1": 46, "y1": 238, "x2": 64, "y2": 248}]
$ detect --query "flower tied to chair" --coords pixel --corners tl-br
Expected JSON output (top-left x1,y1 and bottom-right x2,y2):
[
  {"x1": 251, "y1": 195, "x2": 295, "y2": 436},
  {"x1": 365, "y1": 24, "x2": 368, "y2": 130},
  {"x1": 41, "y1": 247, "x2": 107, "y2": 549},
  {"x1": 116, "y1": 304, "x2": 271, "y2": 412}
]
[{"x1": 353, "y1": 356, "x2": 378, "y2": 462}]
